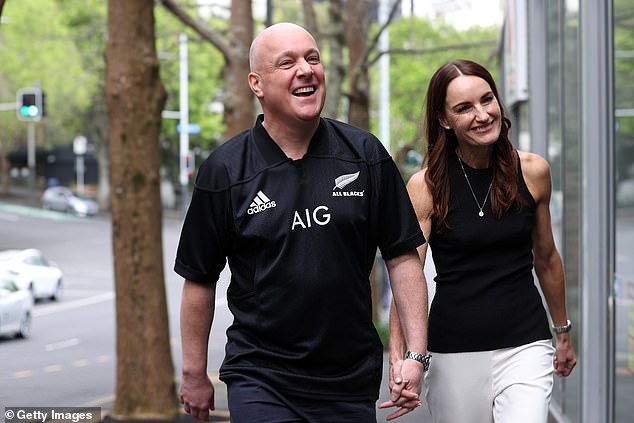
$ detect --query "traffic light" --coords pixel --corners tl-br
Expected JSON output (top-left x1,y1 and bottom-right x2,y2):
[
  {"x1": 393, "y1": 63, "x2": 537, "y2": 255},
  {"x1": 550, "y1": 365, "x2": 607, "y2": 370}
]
[{"x1": 16, "y1": 87, "x2": 44, "y2": 121}]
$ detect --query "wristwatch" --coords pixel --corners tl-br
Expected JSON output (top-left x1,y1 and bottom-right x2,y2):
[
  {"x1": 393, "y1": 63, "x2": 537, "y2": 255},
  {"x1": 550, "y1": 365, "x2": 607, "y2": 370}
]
[
  {"x1": 405, "y1": 350, "x2": 432, "y2": 371},
  {"x1": 552, "y1": 319, "x2": 572, "y2": 334}
]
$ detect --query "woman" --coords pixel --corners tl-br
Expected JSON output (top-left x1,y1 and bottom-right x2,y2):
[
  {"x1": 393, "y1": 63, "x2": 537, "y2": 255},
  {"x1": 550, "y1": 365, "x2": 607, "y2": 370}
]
[{"x1": 387, "y1": 60, "x2": 576, "y2": 422}]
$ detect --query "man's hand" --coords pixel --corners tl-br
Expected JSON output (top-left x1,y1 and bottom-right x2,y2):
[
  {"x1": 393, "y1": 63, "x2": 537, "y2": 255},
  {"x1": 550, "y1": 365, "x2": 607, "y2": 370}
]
[
  {"x1": 179, "y1": 372, "x2": 215, "y2": 421},
  {"x1": 378, "y1": 358, "x2": 424, "y2": 420}
]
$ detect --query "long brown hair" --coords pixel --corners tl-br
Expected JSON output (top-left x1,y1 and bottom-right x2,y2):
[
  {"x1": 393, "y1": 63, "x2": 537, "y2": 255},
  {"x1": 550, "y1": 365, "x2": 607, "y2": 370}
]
[{"x1": 424, "y1": 59, "x2": 523, "y2": 232}]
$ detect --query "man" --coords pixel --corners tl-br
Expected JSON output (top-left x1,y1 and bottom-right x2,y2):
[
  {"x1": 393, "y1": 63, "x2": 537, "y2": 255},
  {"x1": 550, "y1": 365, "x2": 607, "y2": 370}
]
[{"x1": 175, "y1": 22, "x2": 429, "y2": 422}]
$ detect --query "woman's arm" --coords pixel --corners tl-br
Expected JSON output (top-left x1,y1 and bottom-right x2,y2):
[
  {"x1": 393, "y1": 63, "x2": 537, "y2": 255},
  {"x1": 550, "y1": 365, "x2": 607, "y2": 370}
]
[{"x1": 520, "y1": 151, "x2": 576, "y2": 377}]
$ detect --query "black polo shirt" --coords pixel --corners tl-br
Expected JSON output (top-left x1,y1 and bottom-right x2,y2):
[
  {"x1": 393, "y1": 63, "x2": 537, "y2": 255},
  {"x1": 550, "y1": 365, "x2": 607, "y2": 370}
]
[{"x1": 175, "y1": 115, "x2": 424, "y2": 401}]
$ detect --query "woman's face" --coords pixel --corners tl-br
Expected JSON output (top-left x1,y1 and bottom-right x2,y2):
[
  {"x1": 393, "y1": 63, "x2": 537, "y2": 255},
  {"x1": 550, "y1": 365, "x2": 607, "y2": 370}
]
[{"x1": 441, "y1": 75, "x2": 502, "y2": 148}]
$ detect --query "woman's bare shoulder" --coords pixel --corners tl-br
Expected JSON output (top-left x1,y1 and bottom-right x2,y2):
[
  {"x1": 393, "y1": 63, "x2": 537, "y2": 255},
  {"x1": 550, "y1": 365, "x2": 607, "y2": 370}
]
[{"x1": 518, "y1": 150, "x2": 552, "y2": 200}]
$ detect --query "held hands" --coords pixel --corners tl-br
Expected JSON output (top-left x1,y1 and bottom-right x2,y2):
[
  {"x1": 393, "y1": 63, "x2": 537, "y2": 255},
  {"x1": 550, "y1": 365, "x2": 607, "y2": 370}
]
[
  {"x1": 179, "y1": 372, "x2": 215, "y2": 421},
  {"x1": 378, "y1": 358, "x2": 424, "y2": 421}
]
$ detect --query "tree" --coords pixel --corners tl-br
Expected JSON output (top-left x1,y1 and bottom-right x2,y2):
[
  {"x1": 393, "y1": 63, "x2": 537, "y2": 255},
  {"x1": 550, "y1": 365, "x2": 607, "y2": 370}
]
[
  {"x1": 161, "y1": 0, "x2": 253, "y2": 139},
  {"x1": 345, "y1": 0, "x2": 372, "y2": 129},
  {"x1": 104, "y1": 0, "x2": 178, "y2": 419},
  {"x1": 56, "y1": 0, "x2": 110, "y2": 209},
  {"x1": 0, "y1": 1, "x2": 96, "y2": 194}
]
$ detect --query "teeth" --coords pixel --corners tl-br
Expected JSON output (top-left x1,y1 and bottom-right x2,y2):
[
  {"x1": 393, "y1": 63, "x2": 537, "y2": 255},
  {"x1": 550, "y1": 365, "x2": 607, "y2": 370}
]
[
  {"x1": 293, "y1": 86, "x2": 314, "y2": 94},
  {"x1": 474, "y1": 122, "x2": 492, "y2": 132}
]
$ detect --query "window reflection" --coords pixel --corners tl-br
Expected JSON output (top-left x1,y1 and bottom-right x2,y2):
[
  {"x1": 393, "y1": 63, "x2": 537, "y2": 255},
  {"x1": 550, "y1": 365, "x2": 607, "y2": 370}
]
[{"x1": 614, "y1": 0, "x2": 634, "y2": 420}]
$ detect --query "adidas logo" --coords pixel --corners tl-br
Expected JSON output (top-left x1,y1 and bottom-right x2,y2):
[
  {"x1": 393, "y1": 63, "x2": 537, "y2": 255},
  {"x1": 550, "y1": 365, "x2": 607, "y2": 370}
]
[{"x1": 247, "y1": 190, "x2": 277, "y2": 215}]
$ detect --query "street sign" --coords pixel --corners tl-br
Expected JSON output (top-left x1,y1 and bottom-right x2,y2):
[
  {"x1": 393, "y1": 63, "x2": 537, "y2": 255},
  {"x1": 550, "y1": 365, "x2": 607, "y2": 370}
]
[{"x1": 176, "y1": 123, "x2": 200, "y2": 134}]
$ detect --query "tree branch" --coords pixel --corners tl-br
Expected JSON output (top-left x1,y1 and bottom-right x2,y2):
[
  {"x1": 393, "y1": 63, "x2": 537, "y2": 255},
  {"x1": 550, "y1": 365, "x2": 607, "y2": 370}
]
[
  {"x1": 159, "y1": 0, "x2": 232, "y2": 62},
  {"x1": 368, "y1": 39, "x2": 499, "y2": 67},
  {"x1": 363, "y1": 0, "x2": 401, "y2": 67},
  {"x1": 349, "y1": 0, "x2": 400, "y2": 90}
]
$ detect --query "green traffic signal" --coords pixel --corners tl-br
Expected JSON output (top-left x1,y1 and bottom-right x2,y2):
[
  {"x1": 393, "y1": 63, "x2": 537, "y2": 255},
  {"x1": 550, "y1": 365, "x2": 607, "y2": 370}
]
[
  {"x1": 20, "y1": 105, "x2": 40, "y2": 118},
  {"x1": 16, "y1": 88, "x2": 43, "y2": 121}
]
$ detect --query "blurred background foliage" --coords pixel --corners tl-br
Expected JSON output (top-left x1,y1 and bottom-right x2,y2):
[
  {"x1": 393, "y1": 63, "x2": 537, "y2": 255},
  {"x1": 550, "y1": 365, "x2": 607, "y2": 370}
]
[{"x1": 0, "y1": 0, "x2": 500, "y2": 191}]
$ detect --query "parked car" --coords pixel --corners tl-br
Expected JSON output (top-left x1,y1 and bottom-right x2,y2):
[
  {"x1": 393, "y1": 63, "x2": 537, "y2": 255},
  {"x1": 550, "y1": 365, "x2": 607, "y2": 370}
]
[
  {"x1": 41, "y1": 186, "x2": 99, "y2": 217},
  {"x1": 0, "y1": 249, "x2": 63, "y2": 301},
  {"x1": 0, "y1": 270, "x2": 33, "y2": 339}
]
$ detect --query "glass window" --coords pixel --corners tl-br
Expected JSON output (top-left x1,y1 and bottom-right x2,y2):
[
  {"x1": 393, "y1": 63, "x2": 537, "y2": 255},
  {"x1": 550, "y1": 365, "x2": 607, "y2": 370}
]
[
  {"x1": 546, "y1": 1, "x2": 581, "y2": 421},
  {"x1": 614, "y1": 0, "x2": 634, "y2": 420}
]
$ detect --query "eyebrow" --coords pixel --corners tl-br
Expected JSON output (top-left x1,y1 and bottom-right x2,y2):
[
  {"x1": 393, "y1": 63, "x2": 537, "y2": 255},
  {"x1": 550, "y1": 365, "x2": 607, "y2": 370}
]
[
  {"x1": 449, "y1": 91, "x2": 495, "y2": 109},
  {"x1": 276, "y1": 47, "x2": 320, "y2": 58}
]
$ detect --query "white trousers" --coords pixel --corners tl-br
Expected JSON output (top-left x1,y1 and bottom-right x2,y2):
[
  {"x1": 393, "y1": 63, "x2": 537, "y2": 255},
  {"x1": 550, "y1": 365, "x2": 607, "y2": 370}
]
[{"x1": 424, "y1": 340, "x2": 555, "y2": 423}]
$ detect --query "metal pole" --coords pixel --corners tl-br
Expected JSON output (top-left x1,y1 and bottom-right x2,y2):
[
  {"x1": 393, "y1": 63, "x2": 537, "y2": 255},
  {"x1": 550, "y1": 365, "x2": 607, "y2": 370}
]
[
  {"x1": 76, "y1": 156, "x2": 85, "y2": 194},
  {"x1": 179, "y1": 33, "x2": 190, "y2": 217},
  {"x1": 27, "y1": 122, "x2": 36, "y2": 192},
  {"x1": 579, "y1": 0, "x2": 614, "y2": 422},
  {"x1": 378, "y1": 0, "x2": 390, "y2": 153}
]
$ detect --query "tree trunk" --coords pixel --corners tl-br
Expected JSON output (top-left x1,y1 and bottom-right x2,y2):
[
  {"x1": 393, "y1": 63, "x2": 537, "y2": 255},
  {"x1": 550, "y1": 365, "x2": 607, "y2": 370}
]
[
  {"x1": 223, "y1": 0, "x2": 254, "y2": 138},
  {"x1": 346, "y1": 0, "x2": 371, "y2": 129},
  {"x1": 105, "y1": 0, "x2": 178, "y2": 419},
  {"x1": 323, "y1": 0, "x2": 345, "y2": 119}
]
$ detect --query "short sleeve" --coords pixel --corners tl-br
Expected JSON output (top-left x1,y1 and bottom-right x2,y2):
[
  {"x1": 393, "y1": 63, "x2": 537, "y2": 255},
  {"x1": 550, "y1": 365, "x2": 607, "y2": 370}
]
[
  {"x1": 376, "y1": 158, "x2": 425, "y2": 260},
  {"x1": 174, "y1": 181, "x2": 232, "y2": 286}
]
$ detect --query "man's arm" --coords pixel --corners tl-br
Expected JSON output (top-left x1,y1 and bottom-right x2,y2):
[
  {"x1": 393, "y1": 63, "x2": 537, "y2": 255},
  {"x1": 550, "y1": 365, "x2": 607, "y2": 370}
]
[
  {"x1": 379, "y1": 169, "x2": 432, "y2": 420},
  {"x1": 380, "y1": 250, "x2": 429, "y2": 419},
  {"x1": 179, "y1": 279, "x2": 216, "y2": 421}
]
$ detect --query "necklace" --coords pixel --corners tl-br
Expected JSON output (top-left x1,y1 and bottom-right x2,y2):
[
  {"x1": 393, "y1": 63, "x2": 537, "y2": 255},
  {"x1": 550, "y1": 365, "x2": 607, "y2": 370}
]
[{"x1": 457, "y1": 156, "x2": 493, "y2": 218}]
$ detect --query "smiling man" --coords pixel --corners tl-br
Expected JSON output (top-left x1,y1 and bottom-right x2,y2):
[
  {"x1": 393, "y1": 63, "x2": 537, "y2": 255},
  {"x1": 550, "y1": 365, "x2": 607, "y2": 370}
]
[{"x1": 175, "y1": 22, "x2": 430, "y2": 422}]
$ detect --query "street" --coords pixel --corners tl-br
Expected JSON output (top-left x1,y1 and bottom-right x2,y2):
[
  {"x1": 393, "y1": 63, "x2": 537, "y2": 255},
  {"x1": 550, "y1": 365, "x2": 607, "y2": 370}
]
[
  {"x1": 0, "y1": 204, "x2": 232, "y2": 415},
  {"x1": 0, "y1": 201, "x2": 435, "y2": 423}
]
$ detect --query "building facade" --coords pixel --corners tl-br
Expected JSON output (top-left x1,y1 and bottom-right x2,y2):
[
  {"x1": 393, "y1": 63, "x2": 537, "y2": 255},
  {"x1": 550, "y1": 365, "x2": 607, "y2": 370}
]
[{"x1": 501, "y1": 1, "x2": 633, "y2": 422}]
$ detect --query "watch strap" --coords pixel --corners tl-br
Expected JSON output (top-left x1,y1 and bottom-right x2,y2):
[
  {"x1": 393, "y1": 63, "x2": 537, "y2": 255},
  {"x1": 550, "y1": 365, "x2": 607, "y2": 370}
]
[
  {"x1": 405, "y1": 350, "x2": 432, "y2": 371},
  {"x1": 552, "y1": 319, "x2": 572, "y2": 334}
]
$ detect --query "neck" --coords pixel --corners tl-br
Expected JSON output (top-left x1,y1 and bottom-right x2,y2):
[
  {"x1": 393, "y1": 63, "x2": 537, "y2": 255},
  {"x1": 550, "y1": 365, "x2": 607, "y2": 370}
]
[
  {"x1": 455, "y1": 146, "x2": 492, "y2": 169},
  {"x1": 263, "y1": 117, "x2": 319, "y2": 160}
]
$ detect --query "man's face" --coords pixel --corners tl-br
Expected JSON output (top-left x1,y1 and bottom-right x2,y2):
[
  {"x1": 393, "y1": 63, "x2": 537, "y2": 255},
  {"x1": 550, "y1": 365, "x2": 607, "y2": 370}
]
[{"x1": 249, "y1": 25, "x2": 326, "y2": 124}]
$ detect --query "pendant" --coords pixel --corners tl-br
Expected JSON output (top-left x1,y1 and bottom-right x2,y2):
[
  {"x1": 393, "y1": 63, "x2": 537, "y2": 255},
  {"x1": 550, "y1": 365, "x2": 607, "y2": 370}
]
[{"x1": 478, "y1": 211, "x2": 484, "y2": 217}]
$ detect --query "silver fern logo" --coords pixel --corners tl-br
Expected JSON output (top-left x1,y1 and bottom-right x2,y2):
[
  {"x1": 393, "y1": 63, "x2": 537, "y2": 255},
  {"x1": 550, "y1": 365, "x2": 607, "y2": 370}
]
[
  {"x1": 332, "y1": 171, "x2": 364, "y2": 197},
  {"x1": 333, "y1": 171, "x2": 360, "y2": 190}
]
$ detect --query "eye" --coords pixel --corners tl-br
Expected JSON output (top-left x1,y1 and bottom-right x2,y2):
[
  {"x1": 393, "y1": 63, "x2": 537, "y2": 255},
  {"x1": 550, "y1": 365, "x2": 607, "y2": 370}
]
[
  {"x1": 456, "y1": 104, "x2": 472, "y2": 113},
  {"x1": 278, "y1": 59, "x2": 294, "y2": 69},
  {"x1": 307, "y1": 55, "x2": 320, "y2": 64},
  {"x1": 482, "y1": 95, "x2": 495, "y2": 104}
]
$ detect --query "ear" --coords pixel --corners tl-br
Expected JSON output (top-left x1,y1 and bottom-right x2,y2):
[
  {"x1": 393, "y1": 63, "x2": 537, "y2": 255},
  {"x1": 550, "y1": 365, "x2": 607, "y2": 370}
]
[
  {"x1": 439, "y1": 117, "x2": 450, "y2": 130},
  {"x1": 248, "y1": 72, "x2": 264, "y2": 98}
]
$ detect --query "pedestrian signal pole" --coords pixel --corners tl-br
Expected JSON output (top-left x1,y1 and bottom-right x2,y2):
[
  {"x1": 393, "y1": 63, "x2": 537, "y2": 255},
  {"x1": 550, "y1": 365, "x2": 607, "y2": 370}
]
[
  {"x1": 179, "y1": 33, "x2": 190, "y2": 217},
  {"x1": 16, "y1": 86, "x2": 45, "y2": 191}
]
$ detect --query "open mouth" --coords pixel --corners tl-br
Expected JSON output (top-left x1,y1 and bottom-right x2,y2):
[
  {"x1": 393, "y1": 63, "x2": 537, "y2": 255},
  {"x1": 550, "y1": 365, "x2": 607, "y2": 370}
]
[{"x1": 293, "y1": 86, "x2": 316, "y2": 97}]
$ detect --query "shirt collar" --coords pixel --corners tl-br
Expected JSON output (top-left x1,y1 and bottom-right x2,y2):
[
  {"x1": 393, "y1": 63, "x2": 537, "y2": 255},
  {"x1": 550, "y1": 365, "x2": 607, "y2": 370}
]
[{"x1": 252, "y1": 114, "x2": 329, "y2": 165}]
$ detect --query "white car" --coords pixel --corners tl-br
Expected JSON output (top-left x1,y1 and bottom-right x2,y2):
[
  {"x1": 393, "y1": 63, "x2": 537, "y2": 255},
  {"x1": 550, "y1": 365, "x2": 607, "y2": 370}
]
[
  {"x1": 0, "y1": 249, "x2": 63, "y2": 301},
  {"x1": 0, "y1": 270, "x2": 33, "y2": 338},
  {"x1": 41, "y1": 186, "x2": 99, "y2": 217}
]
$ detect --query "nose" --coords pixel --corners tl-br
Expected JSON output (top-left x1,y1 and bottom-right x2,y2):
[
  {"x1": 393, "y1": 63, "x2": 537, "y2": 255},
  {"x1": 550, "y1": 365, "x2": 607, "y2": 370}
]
[
  {"x1": 473, "y1": 104, "x2": 488, "y2": 121},
  {"x1": 297, "y1": 59, "x2": 314, "y2": 77}
]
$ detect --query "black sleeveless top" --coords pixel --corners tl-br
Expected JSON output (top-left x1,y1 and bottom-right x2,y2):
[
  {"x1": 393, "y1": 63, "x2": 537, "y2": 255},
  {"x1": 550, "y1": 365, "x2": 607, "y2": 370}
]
[{"x1": 427, "y1": 151, "x2": 552, "y2": 353}]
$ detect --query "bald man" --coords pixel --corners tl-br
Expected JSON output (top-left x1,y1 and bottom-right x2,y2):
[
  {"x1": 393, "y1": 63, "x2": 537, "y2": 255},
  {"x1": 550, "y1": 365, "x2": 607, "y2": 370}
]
[{"x1": 176, "y1": 22, "x2": 429, "y2": 422}]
